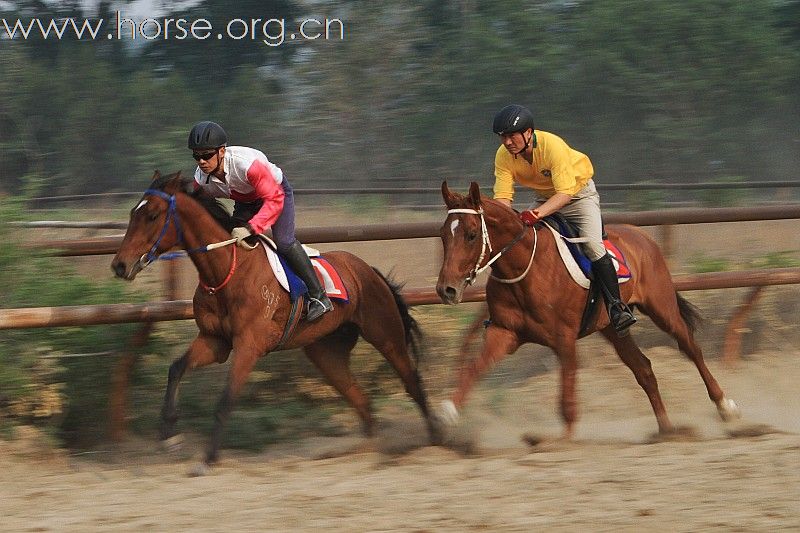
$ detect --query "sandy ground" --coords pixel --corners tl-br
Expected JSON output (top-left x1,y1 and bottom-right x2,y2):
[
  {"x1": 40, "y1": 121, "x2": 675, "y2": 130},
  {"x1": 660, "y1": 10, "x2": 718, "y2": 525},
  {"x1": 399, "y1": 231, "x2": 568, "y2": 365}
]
[{"x1": 2, "y1": 343, "x2": 799, "y2": 532}]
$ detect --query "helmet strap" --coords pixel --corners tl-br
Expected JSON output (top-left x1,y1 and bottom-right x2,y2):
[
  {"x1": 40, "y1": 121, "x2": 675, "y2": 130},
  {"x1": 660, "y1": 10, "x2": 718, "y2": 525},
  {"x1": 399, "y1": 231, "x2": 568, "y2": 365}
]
[
  {"x1": 210, "y1": 147, "x2": 225, "y2": 178},
  {"x1": 512, "y1": 130, "x2": 533, "y2": 159}
]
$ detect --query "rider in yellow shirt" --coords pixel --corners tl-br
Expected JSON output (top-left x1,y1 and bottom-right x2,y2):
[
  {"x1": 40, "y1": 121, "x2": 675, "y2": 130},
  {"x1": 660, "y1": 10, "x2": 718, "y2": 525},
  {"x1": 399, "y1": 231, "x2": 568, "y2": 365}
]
[{"x1": 492, "y1": 104, "x2": 636, "y2": 333}]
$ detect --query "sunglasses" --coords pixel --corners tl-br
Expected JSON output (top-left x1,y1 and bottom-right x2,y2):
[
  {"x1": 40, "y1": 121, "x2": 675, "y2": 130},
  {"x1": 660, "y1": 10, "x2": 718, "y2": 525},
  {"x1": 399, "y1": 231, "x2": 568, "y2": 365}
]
[{"x1": 192, "y1": 150, "x2": 218, "y2": 162}]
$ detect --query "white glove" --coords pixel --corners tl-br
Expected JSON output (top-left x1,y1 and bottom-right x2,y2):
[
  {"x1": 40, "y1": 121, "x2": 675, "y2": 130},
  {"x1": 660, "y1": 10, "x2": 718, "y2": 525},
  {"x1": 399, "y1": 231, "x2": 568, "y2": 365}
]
[{"x1": 231, "y1": 226, "x2": 256, "y2": 250}]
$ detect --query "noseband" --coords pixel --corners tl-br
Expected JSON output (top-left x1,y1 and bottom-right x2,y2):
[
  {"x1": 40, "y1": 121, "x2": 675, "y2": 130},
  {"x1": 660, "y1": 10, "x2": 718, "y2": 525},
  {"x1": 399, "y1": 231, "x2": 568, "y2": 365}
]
[{"x1": 446, "y1": 207, "x2": 537, "y2": 285}]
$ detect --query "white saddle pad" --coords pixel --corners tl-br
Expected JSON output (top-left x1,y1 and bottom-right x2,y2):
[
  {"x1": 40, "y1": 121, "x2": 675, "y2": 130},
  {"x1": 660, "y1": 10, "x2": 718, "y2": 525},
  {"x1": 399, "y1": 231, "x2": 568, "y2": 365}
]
[
  {"x1": 543, "y1": 223, "x2": 630, "y2": 290},
  {"x1": 258, "y1": 236, "x2": 320, "y2": 293}
]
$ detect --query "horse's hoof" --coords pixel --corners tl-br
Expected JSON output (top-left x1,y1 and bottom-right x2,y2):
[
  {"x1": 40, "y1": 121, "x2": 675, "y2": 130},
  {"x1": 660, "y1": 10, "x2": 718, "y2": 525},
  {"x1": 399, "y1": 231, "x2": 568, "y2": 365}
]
[
  {"x1": 717, "y1": 398, "x2": 741, "y2": 422},
  {"x1": 361, "y1": 420, "x2": 376, "y2": 439},
  {"x1": 437, "y1": 400, "x2": 460, "y2": 427},
  {"x1": 522, "y1": 433, "x2": 543, "y2": 447},
  {"x1": 648, "y1": 425, "x2": 699, "y2": 443},
  {"x1": 161, "y1": 434, "x2": 184, "y2": 453},
  {"x1": 188, "y1": 462, "x2": 210, "y2": 477},
  {"x1": 427, "y1": 422, "x2": 445, "y2": 446}
]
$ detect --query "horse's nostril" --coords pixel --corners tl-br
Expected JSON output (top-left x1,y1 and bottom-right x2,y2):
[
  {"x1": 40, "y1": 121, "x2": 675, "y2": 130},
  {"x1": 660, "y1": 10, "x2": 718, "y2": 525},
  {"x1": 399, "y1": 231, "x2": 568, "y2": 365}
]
[
  {"x1": 445, "y1": 287, "x2": 457, "y2": 300},
  {"x1": 112, "y1": 262, "x2": 127, "y2": 278}
]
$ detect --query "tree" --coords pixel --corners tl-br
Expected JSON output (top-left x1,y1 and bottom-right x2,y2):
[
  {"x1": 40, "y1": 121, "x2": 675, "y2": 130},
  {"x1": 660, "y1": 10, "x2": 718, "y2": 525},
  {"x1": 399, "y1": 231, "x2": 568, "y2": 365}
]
[{"x1": 565, "y1": 0, "x2": 797, "y2": 182}]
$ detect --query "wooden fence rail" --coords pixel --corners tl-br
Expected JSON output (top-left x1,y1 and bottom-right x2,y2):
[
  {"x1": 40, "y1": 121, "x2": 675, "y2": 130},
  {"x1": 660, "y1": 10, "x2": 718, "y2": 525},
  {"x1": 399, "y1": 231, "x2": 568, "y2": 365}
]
[
  {"x1": 2, "y1": 268, "x2": 799, "y2": 330},
  {"x1": 20, "y1": 204, "x2": 800, "y2": 256}
]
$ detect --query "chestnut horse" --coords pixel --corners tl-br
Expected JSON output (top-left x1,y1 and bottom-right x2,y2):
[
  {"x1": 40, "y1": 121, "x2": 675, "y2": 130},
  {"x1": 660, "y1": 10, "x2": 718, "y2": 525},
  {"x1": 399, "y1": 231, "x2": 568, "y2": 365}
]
[
  {"x1": 111, "y1": 172, "x2": 440, "y2": 471},
  {"x1": 436, "y1": 181, "x2": 739, "y2": 440}
]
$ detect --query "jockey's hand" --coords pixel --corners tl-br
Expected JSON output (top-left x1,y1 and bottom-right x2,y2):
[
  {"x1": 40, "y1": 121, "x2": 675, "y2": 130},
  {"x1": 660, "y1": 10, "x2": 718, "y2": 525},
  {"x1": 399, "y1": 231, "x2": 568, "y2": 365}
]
[
  {"x1": 519, "y1": 209, "x2": 541, "y2": 226},
  {"x1": 231, "y1": 226, "x2": 257, "y2": 250}
]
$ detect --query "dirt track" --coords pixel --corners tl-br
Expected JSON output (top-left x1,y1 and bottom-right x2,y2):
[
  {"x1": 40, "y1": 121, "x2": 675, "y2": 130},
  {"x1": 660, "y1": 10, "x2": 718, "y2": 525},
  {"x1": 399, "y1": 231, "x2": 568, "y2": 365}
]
[{"x1": 2, "y1": 345, "x2": 799, "y2": 532}]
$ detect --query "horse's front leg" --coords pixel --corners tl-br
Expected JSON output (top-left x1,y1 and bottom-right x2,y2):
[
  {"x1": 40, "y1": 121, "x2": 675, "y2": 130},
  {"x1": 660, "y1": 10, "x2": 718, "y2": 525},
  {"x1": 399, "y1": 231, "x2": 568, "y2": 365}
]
[
  {"x1": 201, "y1": 343, "x2": 263, "y2": 469},
  {"x1": 160, "y1": 334, "x2": 231, "y2": 445},
  {"x1": 553, "y1": 339, "x2": 579, "y2": 440},
  {"x1": 439, "y1": 325, "x2": 519, "y2": 426}
]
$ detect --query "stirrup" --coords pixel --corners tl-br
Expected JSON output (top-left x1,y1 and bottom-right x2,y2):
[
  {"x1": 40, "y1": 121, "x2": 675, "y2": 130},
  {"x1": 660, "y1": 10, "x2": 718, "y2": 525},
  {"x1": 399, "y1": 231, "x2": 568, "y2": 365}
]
[
  {"x1": 305, "y1": 296, "x2": 333, "y2": 321},
  {"x1": 610, "y1": 303, "x2": 637, "y2": 333}
]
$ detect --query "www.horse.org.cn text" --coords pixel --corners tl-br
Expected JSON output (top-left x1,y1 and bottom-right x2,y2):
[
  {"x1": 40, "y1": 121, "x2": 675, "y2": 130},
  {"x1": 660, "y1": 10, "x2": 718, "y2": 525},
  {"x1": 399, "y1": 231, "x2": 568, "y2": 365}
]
[{"x1": 1, "y1": 12, "x2": 345, "y2": 47}]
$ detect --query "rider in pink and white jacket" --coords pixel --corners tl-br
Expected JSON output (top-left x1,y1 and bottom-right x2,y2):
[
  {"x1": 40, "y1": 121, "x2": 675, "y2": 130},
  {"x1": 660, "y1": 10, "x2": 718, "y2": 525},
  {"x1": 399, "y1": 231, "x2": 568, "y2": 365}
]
[{"x1": 188, "y1": 121, "x2": 333, "y2": 321}]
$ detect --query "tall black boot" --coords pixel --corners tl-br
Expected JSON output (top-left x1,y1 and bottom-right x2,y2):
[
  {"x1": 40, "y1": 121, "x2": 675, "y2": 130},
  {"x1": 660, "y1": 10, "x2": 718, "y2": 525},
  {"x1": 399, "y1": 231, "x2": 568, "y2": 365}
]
[
  {"x1": 591, "y1": 253, "x2": 636, "y2": 333},
  {"x1": 283, "y1": 241, "x2": 333, "y2": 321}
]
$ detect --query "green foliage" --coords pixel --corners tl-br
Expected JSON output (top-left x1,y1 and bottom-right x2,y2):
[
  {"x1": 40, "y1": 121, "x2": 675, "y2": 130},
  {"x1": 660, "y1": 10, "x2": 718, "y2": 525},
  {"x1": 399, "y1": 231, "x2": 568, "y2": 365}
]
[
  {"x1": 749, "y1": 251, "x2": 800, "y2": 269},
  {"x1": 624, "y1": 183, "x2": 667, "y2": 211},
  {"x1": 696, "y1": 176, "x2": 748, "y2": 207},
  {"x1": 688, "y1": 250, "x2": 800, "y2": 273},
  {"x1": 0, "y1": 204, "x2": 150, "y2": 446},
  {"x1": 688, "y1": 255, "x2": 731, "y2": 274},
  {"x1": 0, "y1": 0, "x2": 797, "y2": 197},
  {"x1": 330, "y1": 195, "x2": 390, "y2": 217},
  {"x1": 573, "y1": 0, "x2": 797, "y2": 183}
]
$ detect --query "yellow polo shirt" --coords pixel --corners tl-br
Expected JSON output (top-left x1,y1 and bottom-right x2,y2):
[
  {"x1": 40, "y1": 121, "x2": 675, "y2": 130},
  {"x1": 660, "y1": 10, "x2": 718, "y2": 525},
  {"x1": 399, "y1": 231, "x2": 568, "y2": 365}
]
[{"x1": 493, "y1": 130, "x2": 594, "y2": 201}]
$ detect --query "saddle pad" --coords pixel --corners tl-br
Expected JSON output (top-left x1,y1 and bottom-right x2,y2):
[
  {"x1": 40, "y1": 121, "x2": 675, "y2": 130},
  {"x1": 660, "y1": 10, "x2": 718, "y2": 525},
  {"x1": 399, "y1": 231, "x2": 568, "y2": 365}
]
[
  {"x1": 260, "y1": 239, "x2": 348, "y2": 302},
  {"x1": 543, "y1": 223, "x2": 632, "y2": 289},
  {"x1": 311, "y1": 256, "x2": 349, "y2": 302}
]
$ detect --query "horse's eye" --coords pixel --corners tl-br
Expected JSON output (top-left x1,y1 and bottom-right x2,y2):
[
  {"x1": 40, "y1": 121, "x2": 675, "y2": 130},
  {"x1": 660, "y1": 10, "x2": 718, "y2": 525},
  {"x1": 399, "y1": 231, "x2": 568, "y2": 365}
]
[
  {"x1": 467, "y1": 231, "x2": 477, "y2": 241},
  {"x1": 148, "y1": 212, "x2": 159, "y2": 222}
]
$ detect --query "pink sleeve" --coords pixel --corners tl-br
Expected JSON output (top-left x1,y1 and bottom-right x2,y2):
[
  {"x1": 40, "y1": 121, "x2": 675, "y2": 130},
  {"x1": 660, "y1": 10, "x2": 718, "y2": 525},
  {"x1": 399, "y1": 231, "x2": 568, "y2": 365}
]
[{"x1": 245, "y1": 159, "x2": 285, "y2": 234}]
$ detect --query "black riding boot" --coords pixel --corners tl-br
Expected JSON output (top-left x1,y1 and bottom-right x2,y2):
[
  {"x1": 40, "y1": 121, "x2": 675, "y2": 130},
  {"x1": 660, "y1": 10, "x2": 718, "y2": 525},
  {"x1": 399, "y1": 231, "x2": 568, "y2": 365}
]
[
  {"x1": 283, "y1": 241, "x2": 333, "y2": 321},
  {"x1": 591, "y1": 253, "x2": 636, "y2": 333}
]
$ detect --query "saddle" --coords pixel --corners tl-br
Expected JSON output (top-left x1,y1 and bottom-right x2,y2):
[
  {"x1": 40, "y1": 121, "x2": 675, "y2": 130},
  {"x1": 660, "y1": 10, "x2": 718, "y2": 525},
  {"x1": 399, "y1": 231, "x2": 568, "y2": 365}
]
[
  {"x1": 540, "y1": 214, "x2": 632, "y2": 338},
  {"x1": 258, "y1": 237, "x2": 349, "y2": 303},
  {"x1": 257, "y1": 236, "x2": 349, "y2": 347}
]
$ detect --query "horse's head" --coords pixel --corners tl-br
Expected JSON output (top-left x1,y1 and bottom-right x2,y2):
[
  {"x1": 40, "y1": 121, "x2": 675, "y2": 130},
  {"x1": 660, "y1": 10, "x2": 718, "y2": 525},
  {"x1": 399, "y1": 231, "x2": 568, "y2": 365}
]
[
  {"x1": 436, "y1": 181, "x2": 491, "y2": 304},
  {"x1": 111, "y1": 170, "x2": 189, "y2": 280}
]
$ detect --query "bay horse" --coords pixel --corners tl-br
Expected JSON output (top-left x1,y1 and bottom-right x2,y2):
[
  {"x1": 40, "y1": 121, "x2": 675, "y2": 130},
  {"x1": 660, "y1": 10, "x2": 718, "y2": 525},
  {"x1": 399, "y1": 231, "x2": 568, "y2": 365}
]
[
  {"x1": 111, "y1": 171, "x2": 440, "y2": 471},
  {"x1": 436, "y1": 181, "x2": 739, "y2": 440}
]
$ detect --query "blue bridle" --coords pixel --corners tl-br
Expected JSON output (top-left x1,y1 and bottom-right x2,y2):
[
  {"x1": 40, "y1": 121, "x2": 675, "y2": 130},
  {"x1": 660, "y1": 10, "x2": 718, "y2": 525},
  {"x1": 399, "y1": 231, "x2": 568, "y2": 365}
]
[{"x1": 139, "y1": 189, "x2": 191, "y2": 266}]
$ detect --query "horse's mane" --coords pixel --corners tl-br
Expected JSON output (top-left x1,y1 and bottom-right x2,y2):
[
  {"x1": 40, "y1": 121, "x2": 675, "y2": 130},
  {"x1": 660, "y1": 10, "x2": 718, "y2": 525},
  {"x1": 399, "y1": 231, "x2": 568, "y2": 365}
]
[{"x1": 150, "y1": 172, "x2": 236, "y2": 232}]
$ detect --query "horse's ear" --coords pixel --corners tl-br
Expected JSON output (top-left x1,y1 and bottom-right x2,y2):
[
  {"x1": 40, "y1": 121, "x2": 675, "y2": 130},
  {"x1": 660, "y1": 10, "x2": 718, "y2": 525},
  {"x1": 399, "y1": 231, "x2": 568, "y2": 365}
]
[
  {"x1": 441, "y1": 180, "x2": 459, "y2": 208},
  {"x1": 151, "y1": 170, "x2": 161, "y2": 182},
  {"x1": 468, "y1": 182, "x2": 482, "y2": 208},
  {"x1": 162, "y1": 172, "x2": 186, "y2": 195}
]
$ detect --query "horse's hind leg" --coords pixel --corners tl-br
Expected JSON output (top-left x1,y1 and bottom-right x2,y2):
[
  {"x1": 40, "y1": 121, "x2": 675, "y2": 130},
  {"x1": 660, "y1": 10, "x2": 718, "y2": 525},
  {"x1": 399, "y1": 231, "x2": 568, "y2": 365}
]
[
  {"x1": 600, "y1": 328, "x2": 674, "y2": 434},
  {"x1": 358, "y1": 318, "x2": 440, "y2": 443},
  {"x1": 303, "y1": 325, "x2": 376, "y2": 436},
  {"x1": 641, "y1": 294, "x2": 739, "y2": 421},
  {"x1": 160, "y1": 334, "x2": 231, "y2": 444}
]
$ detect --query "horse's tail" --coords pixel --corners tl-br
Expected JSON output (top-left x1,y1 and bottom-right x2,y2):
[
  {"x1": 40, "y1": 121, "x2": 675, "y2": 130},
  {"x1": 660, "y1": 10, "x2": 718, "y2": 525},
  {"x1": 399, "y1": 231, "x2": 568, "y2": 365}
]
[
  {"x1": 676, "y1": 292, "x2": 702, "y2": 334},
  {"x1": 372, "y1": 268, "x2": 423, "y2": 363}
]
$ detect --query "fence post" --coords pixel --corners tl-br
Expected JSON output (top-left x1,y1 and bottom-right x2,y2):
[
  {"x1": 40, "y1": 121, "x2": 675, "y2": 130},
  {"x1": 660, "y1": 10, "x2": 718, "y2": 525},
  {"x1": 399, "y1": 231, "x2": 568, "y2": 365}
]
[
  {"x1": 108, "y1": 260, "x2": 181, "y2": 440},
  {"x1": 721, "y1": 286, "x2": 765, "y2": 366},
  {"x1": 109, "y1": 321, "x2": 153, "y2": 441},
  {"x1": 165, "y1": 260, "x2": 179, "y2": 300},
  {"x1": 659, "y1": 224, "x2": 675, "y2": 270}
]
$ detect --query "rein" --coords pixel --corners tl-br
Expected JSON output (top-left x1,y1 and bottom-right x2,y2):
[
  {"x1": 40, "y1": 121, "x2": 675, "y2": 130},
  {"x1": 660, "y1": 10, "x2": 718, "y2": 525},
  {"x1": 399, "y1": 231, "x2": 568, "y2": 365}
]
[
  {"x1": 447, "y1": 207, "x2": 536, "y2": 285},
  {"x1": 140, "y1": 188, "x2": 238, "y2": 294}
]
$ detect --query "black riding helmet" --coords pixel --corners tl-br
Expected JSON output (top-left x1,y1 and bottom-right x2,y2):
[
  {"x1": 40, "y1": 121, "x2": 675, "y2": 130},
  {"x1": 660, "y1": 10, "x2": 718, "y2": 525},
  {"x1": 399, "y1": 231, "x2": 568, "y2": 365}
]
[
  {"x1": 492, "y1": 105, "x2": 534, "y2": 135},
  {"x1": 188, "y1": 121, "x2": 228, "y2": 150}
]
